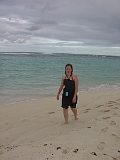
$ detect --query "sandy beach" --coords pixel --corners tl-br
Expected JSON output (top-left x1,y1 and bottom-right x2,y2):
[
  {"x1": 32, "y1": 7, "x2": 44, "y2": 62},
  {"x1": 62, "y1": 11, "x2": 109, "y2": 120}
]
[{"x1": 0, "y1": 90, "x2": 120, "y2": 160}]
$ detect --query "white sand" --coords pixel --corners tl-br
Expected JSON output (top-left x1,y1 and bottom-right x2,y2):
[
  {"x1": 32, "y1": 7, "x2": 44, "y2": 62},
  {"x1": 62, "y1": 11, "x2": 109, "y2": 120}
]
[{"x1": 0, "y1": 90, "x2": 120, "y2": 160}]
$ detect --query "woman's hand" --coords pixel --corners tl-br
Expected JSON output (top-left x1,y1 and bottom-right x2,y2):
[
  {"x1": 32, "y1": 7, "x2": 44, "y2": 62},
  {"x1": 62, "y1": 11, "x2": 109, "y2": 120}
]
[
  {"x1": 57, "y1": 94, "x2": 59, "y2": 100},
  {"x1": 72, "y1": 96, "x2": 76, "y2": 103}
]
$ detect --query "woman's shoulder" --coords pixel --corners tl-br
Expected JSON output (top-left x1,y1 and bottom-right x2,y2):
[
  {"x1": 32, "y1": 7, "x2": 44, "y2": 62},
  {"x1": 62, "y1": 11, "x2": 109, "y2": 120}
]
[
  {"x1": 62, "y1": 75, "x2": 66, "y2": 80},
  {"x1": 72, "y1": 74, "x2": 78, "y2": 80}
]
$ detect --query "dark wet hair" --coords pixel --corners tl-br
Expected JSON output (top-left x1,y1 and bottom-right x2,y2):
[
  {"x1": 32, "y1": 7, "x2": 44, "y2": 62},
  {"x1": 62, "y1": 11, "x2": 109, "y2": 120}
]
[{"x1": 65, "y1": 63, "x2": 73, "y2": 75}]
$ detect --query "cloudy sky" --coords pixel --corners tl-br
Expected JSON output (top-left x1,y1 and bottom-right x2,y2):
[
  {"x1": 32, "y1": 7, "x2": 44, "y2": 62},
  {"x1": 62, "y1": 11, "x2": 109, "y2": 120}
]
[{"x1": 0, "y1": 0, "x2": 120, "y2": 54}]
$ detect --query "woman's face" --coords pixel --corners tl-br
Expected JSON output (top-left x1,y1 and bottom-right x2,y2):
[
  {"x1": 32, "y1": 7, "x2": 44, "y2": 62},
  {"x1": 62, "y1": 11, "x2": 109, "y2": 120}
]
[{"x1": 65, "y1": 66, "x2": 72, "y2": 75}]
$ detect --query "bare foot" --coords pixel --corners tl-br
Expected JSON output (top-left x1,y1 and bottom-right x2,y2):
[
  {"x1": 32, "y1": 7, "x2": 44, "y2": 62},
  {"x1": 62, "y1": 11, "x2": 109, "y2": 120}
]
[
  {"x1": 62, "y1": 122, "x2": 69, "y2": 125},
  {"x1": 75, "y1": 117, "x2": 79, "y2": 120}
]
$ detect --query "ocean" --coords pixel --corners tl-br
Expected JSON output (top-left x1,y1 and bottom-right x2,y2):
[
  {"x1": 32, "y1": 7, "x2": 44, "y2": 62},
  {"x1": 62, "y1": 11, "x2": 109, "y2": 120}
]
[{"x1": 0, "y1": 52, "x2": 120, "y2": 105}]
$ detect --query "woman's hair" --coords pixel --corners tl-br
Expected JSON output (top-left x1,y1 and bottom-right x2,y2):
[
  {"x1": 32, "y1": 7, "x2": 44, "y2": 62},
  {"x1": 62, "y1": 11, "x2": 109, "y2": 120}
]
[{"x1": 65, "y1": 63, "x2": 73, "y2": 75}]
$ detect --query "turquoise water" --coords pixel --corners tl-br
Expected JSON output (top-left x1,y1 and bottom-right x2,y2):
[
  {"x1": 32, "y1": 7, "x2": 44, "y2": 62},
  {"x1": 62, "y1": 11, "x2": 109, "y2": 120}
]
[{"x1": 0, "y1": 53, "x2": 120, "y2": 104}]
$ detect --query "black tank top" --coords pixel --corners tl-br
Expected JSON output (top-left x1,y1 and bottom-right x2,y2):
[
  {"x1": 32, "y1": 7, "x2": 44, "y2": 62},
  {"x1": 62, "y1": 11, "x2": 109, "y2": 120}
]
[{"x1": 63, "y1": 76, "x2": 75, "y2": 98}]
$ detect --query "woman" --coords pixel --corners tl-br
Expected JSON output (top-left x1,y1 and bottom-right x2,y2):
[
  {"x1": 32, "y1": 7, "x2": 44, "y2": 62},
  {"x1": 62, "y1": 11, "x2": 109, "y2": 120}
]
[{"x1": 57, "y1": 64, "x2": 78, "y2": 124}]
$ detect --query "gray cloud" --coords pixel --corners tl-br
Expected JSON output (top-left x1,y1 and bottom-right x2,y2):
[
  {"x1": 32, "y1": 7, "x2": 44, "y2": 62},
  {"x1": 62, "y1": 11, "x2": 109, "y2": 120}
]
[
  {"x1": 26, "y1": 25, "x2": 43, "y2": 31},
  {"x1": 0, "y1": 0, "x2": 120, "y2": 51}
]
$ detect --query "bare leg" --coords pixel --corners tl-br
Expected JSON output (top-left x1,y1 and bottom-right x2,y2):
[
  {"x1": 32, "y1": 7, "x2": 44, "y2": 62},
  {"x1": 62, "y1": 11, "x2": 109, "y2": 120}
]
[
  {"x1": 63, "y1": 108, "x2": 69, "y2": 124},
  {"x1": 71, "y1": 108, "x2": 78, "y2": 120}
]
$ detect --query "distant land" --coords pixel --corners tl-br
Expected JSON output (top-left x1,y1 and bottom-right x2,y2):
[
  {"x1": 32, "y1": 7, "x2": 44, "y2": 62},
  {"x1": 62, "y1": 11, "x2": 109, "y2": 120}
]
[{"x1": 0, "y1": 52, "x2": 120, "y2": 58}]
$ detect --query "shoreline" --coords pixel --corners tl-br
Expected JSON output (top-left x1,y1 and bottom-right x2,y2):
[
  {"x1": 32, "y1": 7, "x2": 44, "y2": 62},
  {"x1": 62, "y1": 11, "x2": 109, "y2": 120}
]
[
  {"x1": 1, "y1": 88, "x2": 120, "y2": 106},
  {"x1": 0, "y1": 90, "x2": 120, "y2": 159}
]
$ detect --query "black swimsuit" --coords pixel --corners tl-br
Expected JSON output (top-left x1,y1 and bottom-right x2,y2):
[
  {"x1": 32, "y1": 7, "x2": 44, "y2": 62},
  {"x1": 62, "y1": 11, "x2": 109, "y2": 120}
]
[{"x1": 62, "y1": 76, "x2": 77, "y2": 109}]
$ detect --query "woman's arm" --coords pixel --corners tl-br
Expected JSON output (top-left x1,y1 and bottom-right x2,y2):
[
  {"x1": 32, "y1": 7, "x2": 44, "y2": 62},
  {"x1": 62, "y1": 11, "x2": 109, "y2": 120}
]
[
  {"x1": 57, "y1": 76, "x2": 64, "y2": 100},
  {"x1": 74, "y1": 75, "x2": 78, "y2": 96},
  {"x1": 72, "y1": 75, "x2": 78, "y2": 102}
]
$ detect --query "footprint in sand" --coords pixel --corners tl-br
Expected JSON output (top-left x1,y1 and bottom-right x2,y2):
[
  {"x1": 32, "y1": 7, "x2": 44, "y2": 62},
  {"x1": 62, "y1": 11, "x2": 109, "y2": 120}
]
[
  {"x1": 99, "y1": 110, "x2": 110, "y2": 113},
  {"x1": 111, "y1": 134, "x2": 120, "y2": 140},
  {"x1": 62, "y1": 150, "x2": 68, "y2": 154},
  {"x1": 48, "y1": 112, "x2": 55, "y2": 114},
  {"x1": 110, "y1": 121, "x2": 116, "y2": 125},
  {"x1": 101, "y1": 127, "x2": 108, "y2": 132},
  {"x1": 108, "y1": 101, "x2": 116, "y2": 104},
  {"x1": 104, "y1": 110, "x2": 110, "y2": 112},
  {"x1": 97, "y1": 142, "x2": 105, "y2": 150},
  {"x1": 108, "y1": 104, "x2": 114, "y2": 107},
  {"x1": 111, "y1": 106, "x2": 119, "y2": 109},
  {"x1": 103, "y1": 116, "x2": 111, "y2": 119},
  {"x1": 108, "y1": 101, "x2": 119, "y2": 106},
  {"x1": 96, "y1": 105, "x2": 103, "y2": 108},
  {"x1": 83, "y1": 110, "x2": 89, "y2": 113}
]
